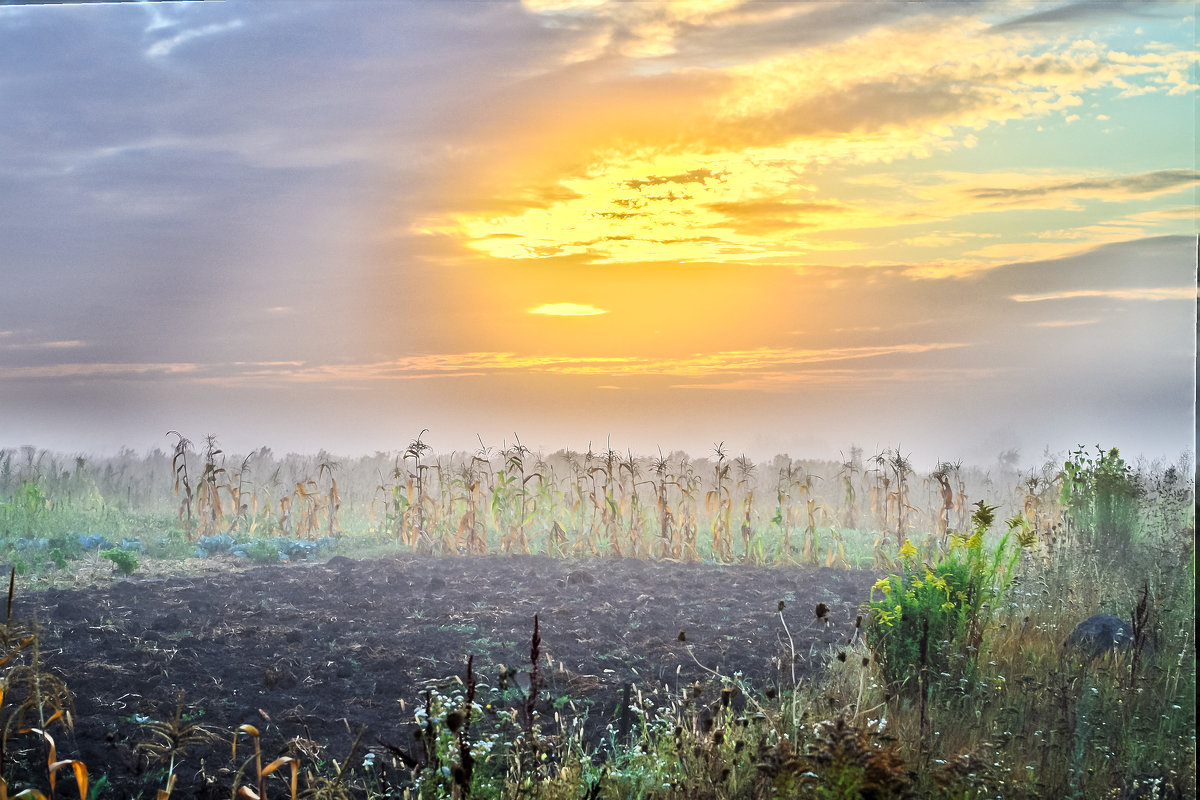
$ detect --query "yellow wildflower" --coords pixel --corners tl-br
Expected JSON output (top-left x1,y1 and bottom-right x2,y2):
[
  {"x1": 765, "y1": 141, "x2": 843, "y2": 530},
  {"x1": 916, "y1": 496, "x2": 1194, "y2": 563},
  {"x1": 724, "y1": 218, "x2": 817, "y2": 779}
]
[
  {"x1": 898, "y1": 539, "x2": 918, "y2": 560},
  {"x1": 926, "y1": 570, "x2": 950, "y2": 597}
]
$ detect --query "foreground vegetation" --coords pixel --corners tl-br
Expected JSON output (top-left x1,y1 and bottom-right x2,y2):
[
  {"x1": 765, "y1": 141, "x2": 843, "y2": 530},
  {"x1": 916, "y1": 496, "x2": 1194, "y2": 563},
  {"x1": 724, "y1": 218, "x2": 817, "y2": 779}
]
[{"x1": 0, "y1": 437, "x2": 1195, "y2": 799}]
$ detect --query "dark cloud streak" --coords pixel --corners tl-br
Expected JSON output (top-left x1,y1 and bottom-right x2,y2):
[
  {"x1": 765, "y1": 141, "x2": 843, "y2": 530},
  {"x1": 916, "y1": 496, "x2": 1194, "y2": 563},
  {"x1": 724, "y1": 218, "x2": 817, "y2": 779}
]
[
  {"x1": 992, "y1": 0, "x2": 1185, "y2": 30},
  {"x1": 967, "y1": 170, "x2": 1200, "y2": 203}
]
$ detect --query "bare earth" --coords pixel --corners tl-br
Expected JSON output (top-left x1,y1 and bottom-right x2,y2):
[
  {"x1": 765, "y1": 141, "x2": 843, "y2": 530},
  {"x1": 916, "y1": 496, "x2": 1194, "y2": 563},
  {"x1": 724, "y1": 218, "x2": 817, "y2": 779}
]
[{"x1": 10, "y1": 554, "x2": 878, "y2": 798}]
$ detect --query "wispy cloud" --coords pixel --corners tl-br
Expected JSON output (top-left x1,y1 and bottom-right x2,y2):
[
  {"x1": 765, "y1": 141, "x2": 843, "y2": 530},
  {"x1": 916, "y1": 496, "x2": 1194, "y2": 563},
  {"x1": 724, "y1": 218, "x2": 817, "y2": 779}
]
[
  {"x1": 0, "y1": 363, "x2": 198, "y2": 379},
  {"x1": 0, "y1": 337, "x2": 86, "y2": 351},
  {"x1": 226, "y1": 343, "x2": 966, "y2": 383},
  {"x1": 671, "y1": 366, "x2": 999, "y2": 392},
  {"x1": 1030, "y1": 319, "x2": 1100, "y2": 328},
  {"x1": 964, "y1": 169, "x2": 1199, "y2": 206},
  {"x1": 0, "y1": 342, "x2": 965, "y2": 384},
  {"x1": 1010, "y1": 287, "x2": 1196, "y2": 302},
  {"x1": 994, "y1": 1, "x2": 1184, "y2": 31},
  {"x1": 529, "y1": 303, "x2": 610, "y2": 316},
  {"x1": 146, "y1": 19, "x2": 244, "y2": 59}
]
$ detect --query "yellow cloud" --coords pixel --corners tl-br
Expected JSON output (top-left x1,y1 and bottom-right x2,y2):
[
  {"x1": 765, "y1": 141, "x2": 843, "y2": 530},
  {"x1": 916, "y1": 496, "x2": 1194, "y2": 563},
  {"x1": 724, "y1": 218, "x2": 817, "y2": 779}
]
[
  {"x1": 529, "y1": 302, "x2": 610, "y2": 316},
  {"x1": 425, "y1": 13, "x2": 1196, "y2": 272},
  {"x1": 24, "y1": 343, "x2": 964, "y2": 386}
]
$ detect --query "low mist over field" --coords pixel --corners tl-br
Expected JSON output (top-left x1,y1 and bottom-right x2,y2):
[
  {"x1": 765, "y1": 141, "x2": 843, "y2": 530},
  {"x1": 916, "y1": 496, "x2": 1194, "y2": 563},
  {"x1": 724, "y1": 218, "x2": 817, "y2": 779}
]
[{"x1": 0, "y1": 0, "x2": 1195, "y2": 464}]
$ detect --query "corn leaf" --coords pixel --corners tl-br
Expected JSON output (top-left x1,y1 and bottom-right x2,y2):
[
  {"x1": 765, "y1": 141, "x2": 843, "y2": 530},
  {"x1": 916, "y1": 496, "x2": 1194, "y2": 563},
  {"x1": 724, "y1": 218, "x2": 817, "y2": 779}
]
[
  {"x1": 260, "y1": 756, "x2": 296, "y2": 777},
  {"x1": 155, "y1": 773, "x2": 178, "y2": 800},
  {"x1": 48, "y1": 760, "x2": 87, "y2": 800}
]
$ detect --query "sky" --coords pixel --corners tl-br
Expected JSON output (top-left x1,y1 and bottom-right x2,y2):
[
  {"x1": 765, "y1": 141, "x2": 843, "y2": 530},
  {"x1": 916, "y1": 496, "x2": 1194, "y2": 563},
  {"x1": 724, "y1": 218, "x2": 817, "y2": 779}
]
[{"x1": 0, "y1": 0, "x2": 1196, "y2": 468}]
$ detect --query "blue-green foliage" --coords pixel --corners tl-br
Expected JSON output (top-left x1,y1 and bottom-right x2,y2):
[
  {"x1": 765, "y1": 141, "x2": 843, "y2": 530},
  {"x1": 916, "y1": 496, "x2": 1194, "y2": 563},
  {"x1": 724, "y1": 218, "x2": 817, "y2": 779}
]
[{"x1": 1060, "y1": 446, "x2": 1143, "y2": 552}]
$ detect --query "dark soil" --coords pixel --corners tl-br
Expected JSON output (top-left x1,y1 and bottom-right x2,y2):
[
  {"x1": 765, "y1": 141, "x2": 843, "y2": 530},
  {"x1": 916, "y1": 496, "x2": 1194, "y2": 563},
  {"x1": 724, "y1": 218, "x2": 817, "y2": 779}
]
[{"x1": 7, "y1": 554, "x2": 878, "y2": 798}]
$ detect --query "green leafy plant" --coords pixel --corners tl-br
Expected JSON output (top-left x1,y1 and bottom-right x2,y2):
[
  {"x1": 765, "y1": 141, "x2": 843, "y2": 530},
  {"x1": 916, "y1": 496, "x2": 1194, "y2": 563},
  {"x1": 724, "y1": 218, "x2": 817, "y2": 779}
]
[
  {"x1": 242, "y1": 540, "x2": 280, "y2": 565},
  {"x1": 99, "y1": 549, "x2": 137, "y2": 575}
]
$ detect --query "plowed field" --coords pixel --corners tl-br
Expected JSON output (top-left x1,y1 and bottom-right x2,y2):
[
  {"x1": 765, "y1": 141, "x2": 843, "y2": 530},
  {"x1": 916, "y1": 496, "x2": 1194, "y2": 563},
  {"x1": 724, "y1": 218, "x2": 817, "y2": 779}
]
[{"x1": 9, "y1": 555, "x2": 878, "y2": 798}]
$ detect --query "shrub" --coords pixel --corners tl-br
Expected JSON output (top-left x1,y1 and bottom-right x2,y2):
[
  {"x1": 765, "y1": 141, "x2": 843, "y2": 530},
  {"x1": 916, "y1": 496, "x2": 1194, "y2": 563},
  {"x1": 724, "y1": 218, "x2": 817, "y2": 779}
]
[
  {"x1": 1061, "y1": 445, "x2": 1143, "y2": 553},
  {"x1": 867, "y1": 501, "x2": 1028, "y2": 692}
]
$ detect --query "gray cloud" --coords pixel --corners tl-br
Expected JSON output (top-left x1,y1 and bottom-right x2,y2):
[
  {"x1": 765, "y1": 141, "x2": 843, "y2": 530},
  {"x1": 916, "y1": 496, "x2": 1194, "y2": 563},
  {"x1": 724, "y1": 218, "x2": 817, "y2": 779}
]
[
  {"x1": 968, "y1": 170, "x2": 1200, "y2": 204},
  {"x1": 992, "y1": 0, "x2": 1186, "y2": 30},
  {"x1": 624, "y1": 168, "x2": 728, "y2": 191}
]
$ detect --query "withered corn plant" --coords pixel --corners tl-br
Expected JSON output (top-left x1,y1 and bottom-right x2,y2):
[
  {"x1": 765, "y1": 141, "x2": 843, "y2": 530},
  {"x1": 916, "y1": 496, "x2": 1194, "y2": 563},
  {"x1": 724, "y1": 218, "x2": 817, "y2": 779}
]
[
  {"x1": 734, "y1": 454, "x2": 758, "y2": 562},
  {"x1": 590, "y1": 443, "x2": 622, "y2": 557},
  {"x1": 838, "y1": 447, "x2": 862, "y2": 531},
  {"x1": 929, "y1": 460, "x2": 957, "y2": 544},
  {"x1": 377, "y1": 457, "x2": 417, "y2": 546},
  {"x1": 232, "y1": 724, "x2": 298, "y2": 800},
  {"x1": 798, "y1": 471, "x2": 824, "y2": 565},
  {"x1": 651, "y1": 450, "x2": 680, "y2": 560},
  {"x1": 286, "y1": 479, "x2": 323, "y2": 540},
  {"x1": 706, "y1": 443, "x2": 733, "y2": 562},
  {"x1": 167, "y1": 431, "x2": 196, "y2": 541},
  {"x1": 228, "y1": 452, "x2": 255, "y2": 536},
  {"x1": 135, "y1": 691, "x2": 218, "y2": 800},
  {"x1": 318, "y1": 460, "x2": 341, "y2": 541},
  {"x1": 1017, "y1": 465, "x2": 1062, "y2": 550},
  {"x1": 619, "y1": 451, "x2": 652, "y2": 559},
  {"x1": 449, "y1": 459, "x2": 487, "y2": 555},
  {"x1": 772, "y1": 458, "x2": 804, "y2": 565},
  {"x1": 494, "y1": 438, "x2": 540, "y2": 555},
  {"x1": 877, "y1": 448, "x2": 917, "y2": 548},
  {"x1": 196, "y1": 435, "x2": 229, "y2": 538},
  {"x1": 1, "y1": 572, "x2": 83, "y2": 800},
  {"x1": 403, "y1": 431, "x2": 436, "y2": 552},
  {"x1": 529, "y1": 455, "x2": 565, "y2": 557},
  {"x1": 673, "y1": 455, "x2": 701, "y2": 562}
]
